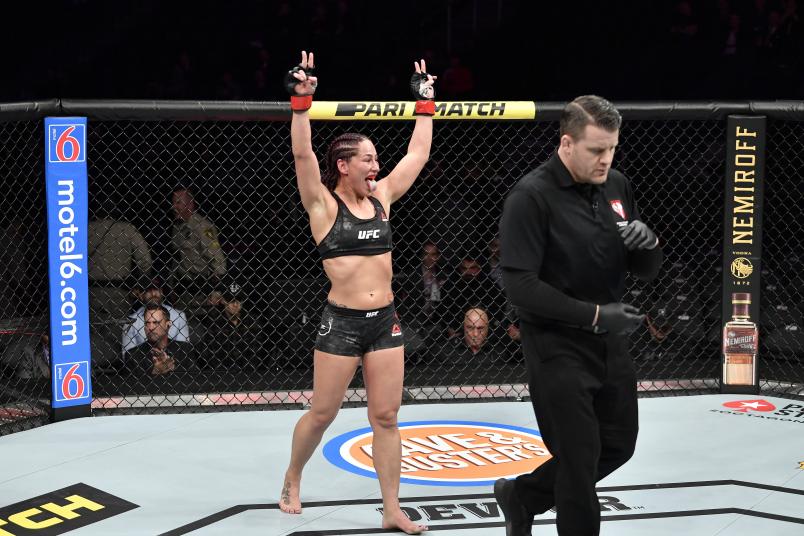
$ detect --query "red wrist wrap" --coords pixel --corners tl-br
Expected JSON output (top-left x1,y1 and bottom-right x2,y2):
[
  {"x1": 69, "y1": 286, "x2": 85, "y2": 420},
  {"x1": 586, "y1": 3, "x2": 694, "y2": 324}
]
[
  {"x1": 291, "y1": 95, "x2": 313, "y2": 111},
  {"x1": 414, "y1": 100, "x2": 435, "y2": 116}
]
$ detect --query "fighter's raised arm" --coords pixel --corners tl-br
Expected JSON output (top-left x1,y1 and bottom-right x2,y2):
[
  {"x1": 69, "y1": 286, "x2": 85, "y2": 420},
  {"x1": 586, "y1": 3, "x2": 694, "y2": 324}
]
[
  {"x1": 374, "y1": 59, "x2": 436, "y2": 205},
  {"x1": 286, "y1": 51, "x2": 327, "y2": 215}
]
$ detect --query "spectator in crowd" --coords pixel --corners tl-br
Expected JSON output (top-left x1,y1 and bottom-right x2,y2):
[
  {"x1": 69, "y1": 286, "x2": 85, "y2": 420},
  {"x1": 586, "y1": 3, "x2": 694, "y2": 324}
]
[
  {"x1": 433, "y1": 163, "x2": 501, "y2": 258},
  {"x1": 759, "y1": 9, "x2": 787, "y2": 51},
  {"x1": 486, "y1": 236, "x2": 522, "y2": 342},
  {"x1": 88, "y1": 209, "x2": 152, "y2": 319},
  {"x1": 642, "y1": 263, "x2": 706, "y2": 359},
  {"x1": 249, "y1": 46, "x2": 272, "y2": 97},
  {"x1": 438, "y1": 307, "x2": 505, "y2": 363},
  {"x1": 397, "y1": 240, "x2": 449, "y2": 361},
  {"x1": 0, "y1": 211, "x2": 48, "y2": 321},
  {"x1": 440, "y1": 55, "x2": 475, "y2": 99},
  {"x1": 438, "y1": 254, "x2": 507, "y2": 338},
  {"x1": 169, "y1": 187, "x2": 227, "y2": 312},
  {"x1": 270, "y1": 1, "x2": 294, "y2": 43},
  {"x1": 215, "y1": 71, "x2": 243, "y2": 100},
  {"x1": 332, "y1": 0, "x2": 357, "y2": 38},
  {"x1": 0, "y1": 331, "x2": 49, "y2": 380},
  {"x1": 198, "y1": 287, "x2": 264, "y2": 369},
  {"x1": 166, "y1": 50, "x2": 194, "y2": 99},
  {"x1": 6, "y1": 2, "x2": 804, "y2": 104},
  {"x1": 757, "y1": 2, "x2": 802, "y2": 88},
  {"x1": 720, "y1": 12, "x2": 748, "y2": 58},
  {"x1": 486, "y1": 236, "x2": 503, "y2": 290},
  {"x1": 399, "y1": 241, "x2": 447, "y2": 324},
  {"x1": 712, "y1": 8, "x2": 769, "y2": 96},
  {"x1": 88, "y1": 206, "x2": 153, "y2": 368},
  {"x1": 122, "y1": 283, "x2": 190, "y2": 352},
  {"x1": 0, "y1": 220, "x2": 34, "y2": 318},
  {"x1": 669, "y1": 0, "x2": 700, "y2": 44},
  {"x1": 124, "y1": 304, "x2": 194, "y2": 376}
]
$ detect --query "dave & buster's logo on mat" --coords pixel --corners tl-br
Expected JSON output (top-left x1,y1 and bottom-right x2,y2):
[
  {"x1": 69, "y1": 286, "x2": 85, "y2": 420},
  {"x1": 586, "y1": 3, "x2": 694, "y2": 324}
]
[
  {"x1": 323, "y1": 420, "x2": 550, "y2": 486},
  {"x1": 713, "y1": 399, "x2": 804, "y2": 424}
]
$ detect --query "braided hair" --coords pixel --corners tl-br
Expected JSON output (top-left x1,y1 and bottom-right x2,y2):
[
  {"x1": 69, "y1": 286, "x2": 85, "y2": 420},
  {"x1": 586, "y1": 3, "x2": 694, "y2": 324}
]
[{"x1": 321, "y1": 133, "x2": 369, "y2": 191}]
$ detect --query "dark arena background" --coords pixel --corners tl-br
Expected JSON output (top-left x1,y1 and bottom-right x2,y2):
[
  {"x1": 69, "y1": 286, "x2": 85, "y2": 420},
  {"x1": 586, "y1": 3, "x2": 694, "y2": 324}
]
[{"x1": 0, "y1": 2, "x2": 803, "y2": 535}]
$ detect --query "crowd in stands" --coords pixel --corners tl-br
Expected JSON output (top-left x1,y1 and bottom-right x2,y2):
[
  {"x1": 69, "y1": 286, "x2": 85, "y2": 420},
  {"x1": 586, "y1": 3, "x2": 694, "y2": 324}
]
[{"x1": 2, "y1": 0, "x2": 802, "y2": 103}]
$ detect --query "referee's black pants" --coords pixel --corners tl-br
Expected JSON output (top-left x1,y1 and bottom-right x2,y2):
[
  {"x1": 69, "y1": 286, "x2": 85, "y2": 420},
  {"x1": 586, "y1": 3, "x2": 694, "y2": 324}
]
[{"x1": 516, "y1": 324, "x2": 639, "y2": 536}]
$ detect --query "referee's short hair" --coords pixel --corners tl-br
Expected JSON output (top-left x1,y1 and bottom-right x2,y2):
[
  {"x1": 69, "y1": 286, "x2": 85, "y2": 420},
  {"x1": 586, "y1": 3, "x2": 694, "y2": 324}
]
[{"x1": 560, "y1": 95, "x2": 622, "y2": 140}]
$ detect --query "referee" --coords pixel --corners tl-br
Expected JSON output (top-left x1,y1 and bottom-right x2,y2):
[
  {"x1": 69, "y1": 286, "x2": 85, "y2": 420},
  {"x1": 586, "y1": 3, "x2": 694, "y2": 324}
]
[{"x1": 495, "y1": 95, "x2": 662, "y2": 536}]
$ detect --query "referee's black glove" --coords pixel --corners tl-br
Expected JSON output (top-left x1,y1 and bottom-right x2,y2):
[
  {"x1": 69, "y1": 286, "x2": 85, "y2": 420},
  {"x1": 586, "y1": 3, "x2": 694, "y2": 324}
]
[
  {"x1": 619, "y1": 220, "x2": 658, "y2": 251},
  {"x1": 596, "y1": 303, "x2": 645, "y2": 334}
]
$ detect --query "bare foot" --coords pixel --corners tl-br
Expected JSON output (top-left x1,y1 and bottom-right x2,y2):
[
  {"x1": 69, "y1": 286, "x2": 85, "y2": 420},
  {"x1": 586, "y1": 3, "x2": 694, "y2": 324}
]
[
  {"x1": 382, "y1": 509, "x2": 428, "y2": 534},
  {"x1": 278, "y1": 478, "x2": 302, "y2": 514}
]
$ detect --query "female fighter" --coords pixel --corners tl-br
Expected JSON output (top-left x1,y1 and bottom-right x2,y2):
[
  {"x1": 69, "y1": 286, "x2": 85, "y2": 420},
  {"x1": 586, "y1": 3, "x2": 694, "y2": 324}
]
[{"x1": 278, "y1": 50, "x2": 436, "y2": 534}]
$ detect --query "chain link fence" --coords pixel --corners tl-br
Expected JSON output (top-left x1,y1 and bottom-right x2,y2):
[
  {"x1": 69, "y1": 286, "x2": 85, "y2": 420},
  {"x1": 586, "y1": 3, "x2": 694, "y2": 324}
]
[
  {"x1": 0, "y1": 101, "x2": 802, "y2": 433},
  {"x1": 761, "y1": 120, "x2": 804, "y2": 396},
  {"x1": 0, "y1": 119, "x2": 50, "y2": 433}
]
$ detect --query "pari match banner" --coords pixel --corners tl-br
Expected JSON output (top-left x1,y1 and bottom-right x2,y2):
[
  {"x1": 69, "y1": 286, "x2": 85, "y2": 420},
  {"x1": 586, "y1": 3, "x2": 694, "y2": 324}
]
[
  {"x1": 45, "y1": 117, "x2": 92, "y2": 415},
  {"x1": 308, "y1": 101, "x2": 536, "y2": 120},
  {"x1": 720, "y1": 115, "x2": 765, "y2": 395}
]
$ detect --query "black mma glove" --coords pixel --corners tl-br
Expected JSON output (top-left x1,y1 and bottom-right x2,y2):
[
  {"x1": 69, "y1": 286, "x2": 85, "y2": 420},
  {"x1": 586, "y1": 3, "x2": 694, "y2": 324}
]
[
  {"x1": 619, "y1": 220, "x2": 658, "y2": 251},
  {"x1": 284, "y1": 65, "x2": 316, "y2": 95},
  {"x1": 595, "y1": 303, "x2": 645, "y2": 334},
  {"x1": 284, "y1": 57, "x2": 317, "y2": 111},
  {"x1": 410, "y1": 70, "x2": 435, "y2": 115}
]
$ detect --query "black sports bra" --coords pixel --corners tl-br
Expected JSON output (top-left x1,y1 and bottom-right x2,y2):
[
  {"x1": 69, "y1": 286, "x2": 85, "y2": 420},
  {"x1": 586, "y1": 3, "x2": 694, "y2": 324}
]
[{"x1": 317, "y1": 193, "x2": 393, "y2": 259}]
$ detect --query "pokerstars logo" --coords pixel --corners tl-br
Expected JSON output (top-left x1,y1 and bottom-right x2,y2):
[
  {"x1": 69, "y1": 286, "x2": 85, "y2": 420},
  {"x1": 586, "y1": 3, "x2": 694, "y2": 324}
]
[
  {"x1": 323, "y1": 421, "x2": 550, "y2": 486},
  {"x1": 712, "y1": 399, "x2": 804, "y2": 424},
  {"x1": 722, "y1": 399, "x2": 776, "y2": 413}
]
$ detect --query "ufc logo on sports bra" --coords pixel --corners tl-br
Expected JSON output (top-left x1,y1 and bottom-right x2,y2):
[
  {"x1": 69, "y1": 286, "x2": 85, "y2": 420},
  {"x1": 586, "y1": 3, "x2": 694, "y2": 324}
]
[{"x1": 358, "y1": 229, "x2": 381, "y2": 240}]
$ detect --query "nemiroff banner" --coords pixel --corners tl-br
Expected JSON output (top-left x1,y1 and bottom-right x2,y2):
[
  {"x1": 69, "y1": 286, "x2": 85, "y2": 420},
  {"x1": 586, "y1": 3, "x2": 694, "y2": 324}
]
[
  {"x1": 721, "y1": 116, "x2": 765, "y2": 395},
  {"x1": 45, "y1": 117, "x2": 92, "y2": 413}
]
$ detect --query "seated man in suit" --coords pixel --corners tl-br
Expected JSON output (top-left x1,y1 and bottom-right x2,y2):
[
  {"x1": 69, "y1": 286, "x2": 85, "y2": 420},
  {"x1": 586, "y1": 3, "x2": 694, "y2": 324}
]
[
  {"x1": 438, "y1": 307, "x2": 506, "y2": 363},
  {"x1": 123, "y1": 284, "x2": 190, "y2": 351},
  {"x1": 124, "y1": 303, "x2": 194, "y2": 376},
  {"x1": 438, "y1": 255, "x2": 507, "y2": 338}
]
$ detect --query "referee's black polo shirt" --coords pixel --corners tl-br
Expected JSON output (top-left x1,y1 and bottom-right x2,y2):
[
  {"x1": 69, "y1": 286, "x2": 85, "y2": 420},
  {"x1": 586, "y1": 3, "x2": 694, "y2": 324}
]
[{"x1": 499, "y1": 152, "x2": 661, "y2": 327}]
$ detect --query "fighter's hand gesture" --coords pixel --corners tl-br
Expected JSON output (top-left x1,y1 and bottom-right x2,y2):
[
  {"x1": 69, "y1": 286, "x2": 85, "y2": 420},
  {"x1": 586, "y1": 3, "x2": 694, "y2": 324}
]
[
  {"x1": 285, "y1": 50, "x2": 318, "y2": 96},
  {"x1": 410, "y1": 59, "x2": 436, "y2": 101}
]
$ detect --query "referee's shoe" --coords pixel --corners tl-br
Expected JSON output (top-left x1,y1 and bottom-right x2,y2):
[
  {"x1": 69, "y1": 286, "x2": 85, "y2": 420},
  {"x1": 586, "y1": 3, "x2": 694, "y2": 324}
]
[{"x1": 494, "y1": 478, "x2": 533, "y2": 536}]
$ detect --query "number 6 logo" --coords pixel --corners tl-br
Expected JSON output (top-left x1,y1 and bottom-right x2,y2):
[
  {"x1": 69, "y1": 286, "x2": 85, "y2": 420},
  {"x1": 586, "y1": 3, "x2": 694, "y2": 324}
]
[
  {"x1": 55, "y1": 126, "x2": 81, "y2": 162},
  {"x1": 61, "y1": 363, "x2": 86, "y2": 399}
]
